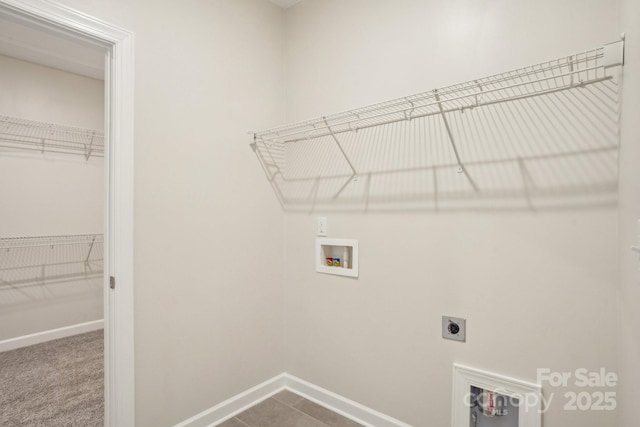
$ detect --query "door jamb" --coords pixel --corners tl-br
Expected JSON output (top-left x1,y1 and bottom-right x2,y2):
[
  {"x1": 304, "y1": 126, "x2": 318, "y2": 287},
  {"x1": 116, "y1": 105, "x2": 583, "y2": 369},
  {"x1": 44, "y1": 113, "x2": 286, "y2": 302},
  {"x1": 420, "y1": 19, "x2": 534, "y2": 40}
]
[{"x1": 0, "y1": 1, "x2": 135, "y2": 426}]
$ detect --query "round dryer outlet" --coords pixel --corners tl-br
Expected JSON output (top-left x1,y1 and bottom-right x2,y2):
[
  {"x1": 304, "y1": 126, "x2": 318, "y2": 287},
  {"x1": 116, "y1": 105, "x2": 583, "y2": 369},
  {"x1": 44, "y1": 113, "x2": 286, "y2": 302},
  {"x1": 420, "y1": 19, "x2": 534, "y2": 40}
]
[{"x1": 442, "y1": 316, "x2": 466, "y2": 342}]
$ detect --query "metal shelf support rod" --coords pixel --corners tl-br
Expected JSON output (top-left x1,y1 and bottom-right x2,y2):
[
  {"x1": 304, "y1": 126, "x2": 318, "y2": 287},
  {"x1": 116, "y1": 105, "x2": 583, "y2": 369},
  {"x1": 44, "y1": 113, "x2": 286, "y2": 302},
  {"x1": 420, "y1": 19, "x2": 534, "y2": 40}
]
[
  {"x1": 435, "y1": 90, "x2": 479, "y2": 191},
  {"x1": 323, "y1": 117, "x2": 357, "y2": 177},
  {"x1": 85, "y1": 235, "x2": 97, "y2": 262}
]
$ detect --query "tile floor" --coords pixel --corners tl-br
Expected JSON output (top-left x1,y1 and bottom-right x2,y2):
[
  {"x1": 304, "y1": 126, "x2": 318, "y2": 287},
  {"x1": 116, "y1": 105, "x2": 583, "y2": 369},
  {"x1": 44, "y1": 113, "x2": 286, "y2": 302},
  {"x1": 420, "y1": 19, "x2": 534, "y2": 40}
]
[{"x1": 218, "y1": 390, "x2": 363, "y2": 427}]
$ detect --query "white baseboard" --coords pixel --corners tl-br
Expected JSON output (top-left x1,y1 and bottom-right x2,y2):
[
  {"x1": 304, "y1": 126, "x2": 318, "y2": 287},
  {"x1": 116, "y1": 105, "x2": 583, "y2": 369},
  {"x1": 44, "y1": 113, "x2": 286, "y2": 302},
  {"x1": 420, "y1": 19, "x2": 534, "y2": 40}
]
[
  {"x1": 174, "y1": 372, "x2": 411, "y2": 427},
  {"x1": 0, "y1": 319, "x2": 104, "y2": 352},
  {"x1": 283, "y1": 374, "x2": 412, "y2": 427},
  {"x1": 174, "y1": 374, "x2": 286, "y2": 427}
]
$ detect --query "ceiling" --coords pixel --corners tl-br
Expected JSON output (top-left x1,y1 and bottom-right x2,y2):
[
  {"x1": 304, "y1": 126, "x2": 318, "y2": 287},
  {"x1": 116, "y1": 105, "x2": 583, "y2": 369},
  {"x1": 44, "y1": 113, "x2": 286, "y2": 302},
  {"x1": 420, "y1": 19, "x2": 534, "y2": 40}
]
[
  {"x1": 0, "y1": 14, "x2": 105, "y2": 80},
  {"x1": 0, "y1": 0, "x2": 300, "y2": 80},
  {"x1": 270, "y1": 0, "x2": 303, "y2": 9}
]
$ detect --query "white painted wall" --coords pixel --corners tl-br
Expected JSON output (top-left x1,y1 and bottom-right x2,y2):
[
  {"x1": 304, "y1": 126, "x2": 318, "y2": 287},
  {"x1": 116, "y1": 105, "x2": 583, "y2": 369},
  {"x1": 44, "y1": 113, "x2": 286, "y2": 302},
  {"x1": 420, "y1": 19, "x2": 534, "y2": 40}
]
[
  {"x1": 0, "y1": 55, "x2": 104, "y2": 341},
  {"x1": 41, "y1": 0, "x2": 287, "y2": 425},
  {"x1": 282, "y1": 1, "x2": 620, "y2": 426},
  {"x1": 617, "y1": 1, "x2": 640, "y2": 426},
  {"x1": 3, "y1": 2, "x2": 631, "y2": 426}
]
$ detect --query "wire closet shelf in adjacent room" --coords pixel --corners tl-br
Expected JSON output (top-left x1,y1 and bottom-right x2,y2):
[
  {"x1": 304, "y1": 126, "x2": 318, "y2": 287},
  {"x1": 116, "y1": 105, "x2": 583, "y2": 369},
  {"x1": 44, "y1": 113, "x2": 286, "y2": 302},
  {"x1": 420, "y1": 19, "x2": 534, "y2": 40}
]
[
  {"x1": 0, "y1": 115, "x2": 104, "y2": 159},
  {"x1": 0, "y1": 234, "x2": 104, "y2": 287},
  {"x1": 250, "y1": 39, "x2": 625, "y2": 204}
]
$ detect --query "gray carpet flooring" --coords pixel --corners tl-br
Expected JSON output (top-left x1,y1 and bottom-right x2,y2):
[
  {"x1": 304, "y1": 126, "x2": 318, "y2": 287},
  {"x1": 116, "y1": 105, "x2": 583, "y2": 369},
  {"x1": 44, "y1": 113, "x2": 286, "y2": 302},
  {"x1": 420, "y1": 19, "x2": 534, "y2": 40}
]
[{"x1": 0, "y1": 330, "x2": 104, "y2": 426}]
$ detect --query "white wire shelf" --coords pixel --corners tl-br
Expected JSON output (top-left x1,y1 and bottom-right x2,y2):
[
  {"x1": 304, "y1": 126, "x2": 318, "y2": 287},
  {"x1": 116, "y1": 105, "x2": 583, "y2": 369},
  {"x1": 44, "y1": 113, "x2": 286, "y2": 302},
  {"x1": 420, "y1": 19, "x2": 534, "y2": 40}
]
[
  {"x1": 251, "y1": 40, "x2": 624, "y2": 191},
  {"x1": 0, "y1": 115, "x2": 104, "y2": 159},
  {"x1": 0, "y1": 234, "x2": 103, "y2": 251},
  {"x1": 0, "y1": 234, "x2": 104, "y2": 287}
]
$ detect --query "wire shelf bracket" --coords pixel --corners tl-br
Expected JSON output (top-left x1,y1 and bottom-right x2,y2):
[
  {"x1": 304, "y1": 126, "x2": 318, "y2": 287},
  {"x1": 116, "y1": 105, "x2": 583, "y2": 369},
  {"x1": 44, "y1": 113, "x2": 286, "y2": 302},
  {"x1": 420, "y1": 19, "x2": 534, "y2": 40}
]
[
  {"x1": 250, "y1": 133, "x2": 281, "y2": 182},
  {"x1": 322, "y1": 117, "x2": 359, "y2": 199},
  {"x1": 250, "y1": 39, "x2": 625, "y2": 201},
  {"x1": 434, "y1": 89, "x2": 479, "y2": 191}
]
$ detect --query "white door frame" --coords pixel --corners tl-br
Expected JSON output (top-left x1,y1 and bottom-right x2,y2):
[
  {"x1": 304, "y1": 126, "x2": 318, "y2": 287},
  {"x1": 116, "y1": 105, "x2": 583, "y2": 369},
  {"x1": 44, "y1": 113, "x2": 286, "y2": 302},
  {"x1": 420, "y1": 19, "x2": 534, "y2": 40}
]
[{"x1": 0, "y1": 1, "x2": 135, "y2": 426}]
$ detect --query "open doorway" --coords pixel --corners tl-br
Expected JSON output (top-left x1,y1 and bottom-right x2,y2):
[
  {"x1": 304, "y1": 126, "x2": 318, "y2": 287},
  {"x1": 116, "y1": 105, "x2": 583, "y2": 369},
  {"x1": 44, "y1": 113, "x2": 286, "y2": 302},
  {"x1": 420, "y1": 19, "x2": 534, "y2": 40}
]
[
  {"x1": 0, "y1": 38, "x2": 106, "y2": 425},
  {"x1": 0, "y1": 1, "x2": 134, "y2": 426}
]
